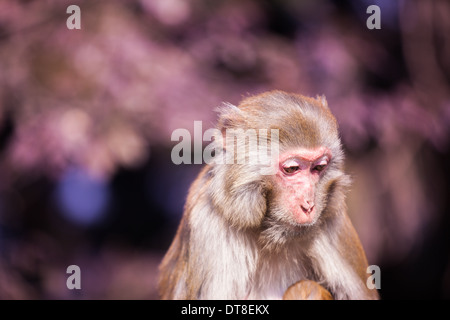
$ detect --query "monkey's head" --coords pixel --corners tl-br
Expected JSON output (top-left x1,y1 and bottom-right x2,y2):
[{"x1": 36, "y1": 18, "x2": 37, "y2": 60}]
[{"x1": 209, "y1": 90, "x2": 350, "y2": 248}]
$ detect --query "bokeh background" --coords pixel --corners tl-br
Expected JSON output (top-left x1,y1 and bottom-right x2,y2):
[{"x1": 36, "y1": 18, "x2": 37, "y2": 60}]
[{"x1": 0, "y1": 0, "x2": 449, "y2": 299}]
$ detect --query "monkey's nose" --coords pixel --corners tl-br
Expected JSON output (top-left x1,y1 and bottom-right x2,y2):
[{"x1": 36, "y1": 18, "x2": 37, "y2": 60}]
[{"x1": 301, "y1": 202, "x2": 315, "y2": 214}]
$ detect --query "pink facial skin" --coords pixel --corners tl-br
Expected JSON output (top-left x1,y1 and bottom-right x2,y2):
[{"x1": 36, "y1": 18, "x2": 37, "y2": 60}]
[{"x1": 276, "y1": 147, "x2": 332, "y2": 225}]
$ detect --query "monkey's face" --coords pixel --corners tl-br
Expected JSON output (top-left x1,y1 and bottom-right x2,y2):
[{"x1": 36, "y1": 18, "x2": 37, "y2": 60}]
[{"x1": 271, "y1": 146, "x2": 332, "y2": 227}]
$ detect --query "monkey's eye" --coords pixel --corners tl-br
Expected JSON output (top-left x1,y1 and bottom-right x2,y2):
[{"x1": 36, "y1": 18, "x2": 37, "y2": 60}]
[
  {"x1": 281, "y1": 159, "x2": 301, "y2": 175},
  {"x1": 313, "y1": 165, "x2": 326, "y2": 172},
  {"x1": 282, "y1": 166, "x2": 300, "y2": 174},
  {"x1": 313, "y1": 160, "x2": 328, "y2": 173}
]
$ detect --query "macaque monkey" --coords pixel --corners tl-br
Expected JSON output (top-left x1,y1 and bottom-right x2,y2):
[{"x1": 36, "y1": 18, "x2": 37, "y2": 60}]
[{"x1": 159, "y1": 90, "x2": 379, "y2": 300}]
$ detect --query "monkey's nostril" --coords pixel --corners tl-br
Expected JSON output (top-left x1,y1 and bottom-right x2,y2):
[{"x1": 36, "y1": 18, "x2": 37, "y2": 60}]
[{"x1": 301, "y1": 204, "x2": 315, "y2": 214}]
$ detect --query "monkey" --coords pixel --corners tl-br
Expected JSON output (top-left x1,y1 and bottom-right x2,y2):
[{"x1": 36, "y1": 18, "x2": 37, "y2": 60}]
[{"x1": 158, "y1": 90, "x2": 379, "y2": 300}]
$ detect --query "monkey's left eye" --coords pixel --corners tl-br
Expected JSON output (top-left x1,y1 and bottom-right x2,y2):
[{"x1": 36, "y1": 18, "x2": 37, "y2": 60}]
[
  {"x1": 314, "y1": 165, "x2": 326, "y2": 172},
  {"x1": 313, "y1": 163, "x2": 328, "y2": 172}
]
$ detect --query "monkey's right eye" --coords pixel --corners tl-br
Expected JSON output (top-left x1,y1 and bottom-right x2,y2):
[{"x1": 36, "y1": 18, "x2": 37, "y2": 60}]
[
  {"x1": 282, "y1": 166, "x2": 300, "y2": 174},
  {"x1": 281, "y1": 159, "x2": 301, "y2": 175}
]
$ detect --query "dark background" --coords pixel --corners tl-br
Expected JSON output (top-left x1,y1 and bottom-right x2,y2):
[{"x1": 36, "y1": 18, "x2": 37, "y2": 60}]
[{"x1": 0, "y1": 0, "x2": 449, "y2": 299}]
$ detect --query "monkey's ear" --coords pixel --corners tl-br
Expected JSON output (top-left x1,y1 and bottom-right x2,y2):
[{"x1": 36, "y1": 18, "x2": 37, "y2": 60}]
[
  {"x1": 215, "y1": 102, "x2": 246, "y2": 132},
  {"x1": 215, "y1": 102, "x2": 249, "y2": 152},
  {"x1": 316, "y1": 95, "x2": 329, "y2": 109},
  {"x1": 209, "y1": 166, "x2": 267, "y2": 229}
]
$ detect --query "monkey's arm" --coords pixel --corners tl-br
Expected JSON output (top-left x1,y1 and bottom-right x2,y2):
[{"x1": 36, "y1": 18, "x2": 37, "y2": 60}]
[{"x1": 338, "y1": 214, "x2": 380, "y2": 300}]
